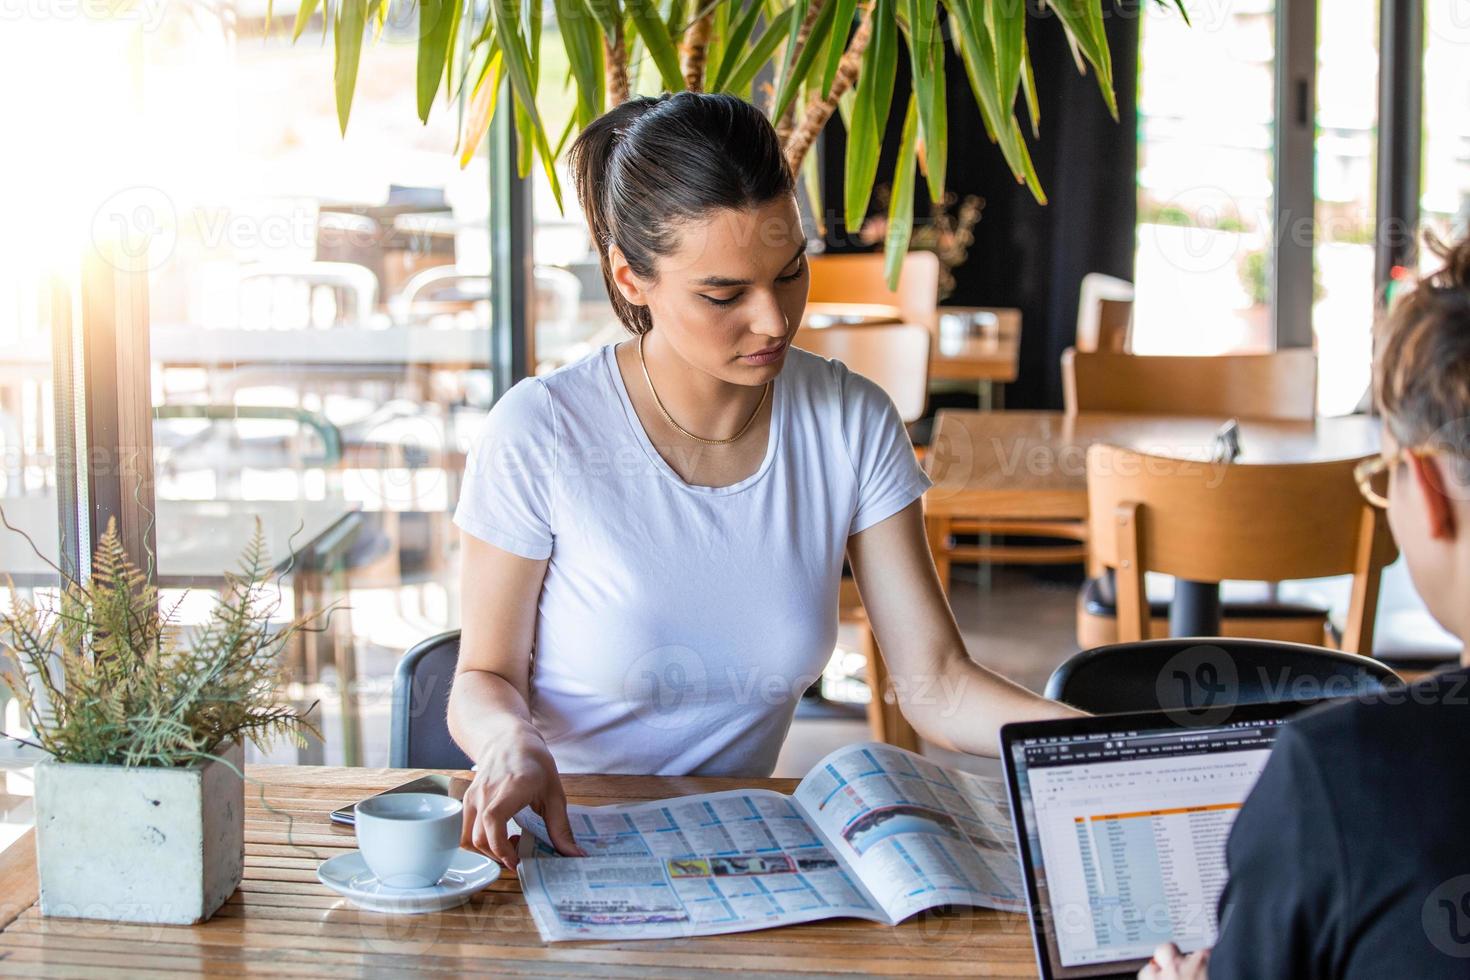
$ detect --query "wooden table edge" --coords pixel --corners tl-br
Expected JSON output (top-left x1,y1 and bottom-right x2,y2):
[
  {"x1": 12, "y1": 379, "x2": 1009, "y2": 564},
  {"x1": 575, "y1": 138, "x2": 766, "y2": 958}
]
[{"x1": 0, "y1": 829, "x2": 37, "y2": 933}]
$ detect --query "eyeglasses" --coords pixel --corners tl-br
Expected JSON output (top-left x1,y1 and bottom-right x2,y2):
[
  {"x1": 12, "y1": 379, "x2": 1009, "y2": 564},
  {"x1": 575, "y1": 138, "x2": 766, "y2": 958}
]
[{"x1": 1353, "y1": 446, "x2": 1436, "y2": 509}]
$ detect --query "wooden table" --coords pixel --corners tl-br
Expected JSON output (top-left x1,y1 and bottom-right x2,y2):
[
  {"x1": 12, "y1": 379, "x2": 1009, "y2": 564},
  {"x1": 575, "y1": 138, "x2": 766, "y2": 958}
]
[
  {"x1": 801, "y1": 302, "x2": 906, "y2": 327},
  {"x1": 0, "y1": 767, "x2": 1040, "y2": 977},
  {"x1": 922, "y1": 410, "x2": 1383, "y2": 629},
  {"x1": 928, "y1": 308, "x2": 1021, "y2": 387}
]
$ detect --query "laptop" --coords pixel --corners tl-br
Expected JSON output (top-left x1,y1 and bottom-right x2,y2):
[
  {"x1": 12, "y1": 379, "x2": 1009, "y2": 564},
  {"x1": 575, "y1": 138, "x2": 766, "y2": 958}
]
[{"x1": 1000, "y1": 701, "x2": 1318, "y2": 979}]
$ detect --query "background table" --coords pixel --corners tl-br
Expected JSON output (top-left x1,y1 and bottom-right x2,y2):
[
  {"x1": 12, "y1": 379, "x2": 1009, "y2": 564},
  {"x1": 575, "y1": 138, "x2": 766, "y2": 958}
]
[
  {"x1": 801, "y1": 302, "x2": 905, "y2": 327},
  {"x1": 928, "y1": 307, "x2": 1021, "y2": 389},
  {"x1": 924, "y1": 411, "x2": 1383, "y2": 635},
  {"x1": 0, "y1": 767, "x2": 1040, "y2": 977}
]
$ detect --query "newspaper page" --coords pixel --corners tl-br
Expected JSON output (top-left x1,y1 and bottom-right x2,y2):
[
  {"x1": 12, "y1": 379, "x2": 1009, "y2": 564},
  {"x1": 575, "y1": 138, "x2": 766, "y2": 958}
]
[
  {"x1": 792, "y1": 742, "x2": 1027, "y2": 921},
  {"x1": 514, "y1": 789, "x2": 887, "y2": 941}
]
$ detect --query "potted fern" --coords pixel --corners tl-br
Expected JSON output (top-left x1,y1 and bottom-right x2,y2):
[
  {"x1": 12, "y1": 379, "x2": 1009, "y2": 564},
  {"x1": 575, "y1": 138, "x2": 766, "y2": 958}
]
[{"x1": 0, "y1": 518, "x2": 327, "y2": 925}]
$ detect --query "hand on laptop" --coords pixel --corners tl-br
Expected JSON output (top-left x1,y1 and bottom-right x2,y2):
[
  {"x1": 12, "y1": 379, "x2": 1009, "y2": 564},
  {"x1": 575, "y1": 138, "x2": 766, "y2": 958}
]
[{"x1": 1138, "y1": 943, "x2": 1209, "y2": 980}]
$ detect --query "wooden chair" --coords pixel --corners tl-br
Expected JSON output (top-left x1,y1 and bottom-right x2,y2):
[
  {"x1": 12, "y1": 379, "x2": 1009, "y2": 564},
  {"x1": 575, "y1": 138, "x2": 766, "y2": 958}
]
[
  {"x1": 1063, "y1": 348, "x2": 1319, "y2": 420},
  {"x1": 807, "y1": 252, "x2": 941, "y2": 331},
  {"x1": 1085, "y1": 444, "x2": 1397, "y2": 654},
  {"x1": 1076, "y1": 273, "x2": 1134, "y2": 353},
  {"x1": 795, "y1": 323, "x2": 930, "y2": 423},
  {"x1": 1065, "y1": 347, "x2": 1327, "y2": 643},
  {"x1": 798, "y1": 325, "x2": 930, "y2": 750}
]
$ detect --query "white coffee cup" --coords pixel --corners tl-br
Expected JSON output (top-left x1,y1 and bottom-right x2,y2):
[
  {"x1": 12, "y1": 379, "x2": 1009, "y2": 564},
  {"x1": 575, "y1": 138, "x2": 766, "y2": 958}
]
[{"x1": 355, "y1": 793, "x2": 463, "y2": 889}]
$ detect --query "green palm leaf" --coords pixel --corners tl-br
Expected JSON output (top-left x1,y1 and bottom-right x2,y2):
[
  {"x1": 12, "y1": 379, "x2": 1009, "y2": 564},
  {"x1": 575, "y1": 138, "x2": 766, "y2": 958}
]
[
  {"x1": 334, "y1": 0, "x2": 367, "y2": 135},
  {"x1": 418, "y1": 0, "x2": 456, "y2": 122},
  {"x1": 626, "y1": 0, "x2": 686, "y2": 90},
  {"x1": 720, "y1": 6, "x2": 798, "y2": 96},
  {"x1": 843, "y1": 0, "x2": 896, "y2": 230},
  {"x1": 772, "y1": 0, "x2": 839, "y2": 122},
  {"x1": 819, "y1": 0, "x2": 859, "y2": 97},
  {"x1": 1046, "y1": 0, "x2": 1117, "y2": 120},
  {"x1": 884, "y1": 92, "x2": 919, "y2": 289},
  {"x1": 492, "y1": 0, "x2": 565, "y2": 208},
  {"x1": 555, "y1": 0, "x2": 605, "y2": 124}
]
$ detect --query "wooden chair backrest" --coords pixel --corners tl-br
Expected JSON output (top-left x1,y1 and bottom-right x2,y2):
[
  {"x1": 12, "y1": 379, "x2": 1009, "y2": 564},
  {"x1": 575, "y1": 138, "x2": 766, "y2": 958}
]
[
  {"x1": 1063, "y1": 348, "x2": 1318, "y2": 421},
  {"x1": 1085, "y1": 444, "x2": 1398, "y2": 652},
  {"x1": 796, "y1": 324, "x2": 931, "y2": 423},
  {"x1": 1076, "y1": 272, "x2": 1134, "y2": 352},
  {"x1": 807, "y1": 252, "x2": 941, "y2": 330},
  {"x1": 1093, "y1": 298, "x2": 1134, "y2": 353}
]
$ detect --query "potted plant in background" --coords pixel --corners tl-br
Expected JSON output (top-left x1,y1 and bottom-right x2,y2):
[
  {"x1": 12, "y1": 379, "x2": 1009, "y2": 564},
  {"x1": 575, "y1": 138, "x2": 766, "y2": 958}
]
[
  {"x1": 0, "y1": 518, "x2": 328, "y2": 925},
  {"x1": 275, "y1": 0, "x2": 1190, "y2": 287}
]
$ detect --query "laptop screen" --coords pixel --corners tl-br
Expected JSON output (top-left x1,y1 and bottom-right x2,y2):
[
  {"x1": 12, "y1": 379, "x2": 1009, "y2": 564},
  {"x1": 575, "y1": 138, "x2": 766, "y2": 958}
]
[{"x1": 1003, "y1": 706, "x2": 1305, "y2": 979}]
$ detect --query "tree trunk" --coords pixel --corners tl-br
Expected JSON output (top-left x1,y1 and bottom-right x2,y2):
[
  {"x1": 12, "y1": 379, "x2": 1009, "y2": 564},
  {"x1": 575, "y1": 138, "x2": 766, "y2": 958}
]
[
  {"x1": 774, "y1": 0, "x2": 828, "y2": 145},
  {"x1": 605, "y1": 28, "x2": 630, "y2": 106},
  {"x1": 681, "y1": 11, "x2": 713, "y2": 92},
  {"x1": 784, "y1": 3, "x2": 872, "y2": 172}
]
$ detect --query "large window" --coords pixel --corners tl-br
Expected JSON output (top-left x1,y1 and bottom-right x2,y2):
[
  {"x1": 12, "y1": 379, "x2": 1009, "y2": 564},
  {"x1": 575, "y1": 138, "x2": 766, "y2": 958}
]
[
  {"x1": 1137, "y1": 0, "x2": 1464, "y2": 416},
  {"x1": 1313, "y1": 0, "x2": 1380, "y2": 415},
  {"x1": 1421, "y1": 1, "x2": 1470, "y2": 254},
  {"x1": 134, "y1": 2, "x2": 502, "y2": 766},
  {"x1": 0, "y1": 6, "x2": 512, "y2": 770},
  {"x1": 1135, "y1": 0, "x2": 1277, "y2": 356},
  {"x1": 529, "y1": 12, "x2": 622, "y2": 375},
  {"x1": 0, "y1": 17, "x2": 74, "y2": 852}
]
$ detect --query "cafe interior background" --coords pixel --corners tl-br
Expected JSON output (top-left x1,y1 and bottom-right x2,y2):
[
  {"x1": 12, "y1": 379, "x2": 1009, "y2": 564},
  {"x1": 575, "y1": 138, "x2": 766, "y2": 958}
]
[{"x1": 1, "y1": 0, "x2": 1468, "y2": 853}]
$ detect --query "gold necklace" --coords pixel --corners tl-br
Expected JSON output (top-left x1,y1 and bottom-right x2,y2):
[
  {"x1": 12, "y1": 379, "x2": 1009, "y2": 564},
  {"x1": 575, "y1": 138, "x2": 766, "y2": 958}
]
[{"x1": 638, "y1": 332, "x2": 770, "y2": 446}]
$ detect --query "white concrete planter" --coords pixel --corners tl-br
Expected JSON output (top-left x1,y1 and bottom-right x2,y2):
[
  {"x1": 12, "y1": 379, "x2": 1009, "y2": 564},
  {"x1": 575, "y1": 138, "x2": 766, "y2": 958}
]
[{"x1": 34, "y1": 740, "x2": 244, "y2": 925}]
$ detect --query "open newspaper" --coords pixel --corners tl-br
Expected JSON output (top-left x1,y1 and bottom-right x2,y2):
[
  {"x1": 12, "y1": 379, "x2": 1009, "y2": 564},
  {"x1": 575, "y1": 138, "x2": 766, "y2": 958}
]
[{"x1": 512, "y1": 742, "x2": 1024, "y2": 942}]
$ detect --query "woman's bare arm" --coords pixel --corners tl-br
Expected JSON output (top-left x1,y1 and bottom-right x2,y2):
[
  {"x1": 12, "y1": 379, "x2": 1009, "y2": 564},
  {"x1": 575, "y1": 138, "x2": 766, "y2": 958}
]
[
  {"x1": 845, "y1": 500, "x2": 1082, "y2": 756},
  {"x1": 448, "y1": 532, "x2": 582, "y2": 867}
]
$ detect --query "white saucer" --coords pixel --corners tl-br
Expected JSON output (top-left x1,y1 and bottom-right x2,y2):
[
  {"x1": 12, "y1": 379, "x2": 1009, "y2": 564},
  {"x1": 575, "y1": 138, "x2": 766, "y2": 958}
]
[{"x1": 317, "y1": 848, "x2": 500, "y2": 914}]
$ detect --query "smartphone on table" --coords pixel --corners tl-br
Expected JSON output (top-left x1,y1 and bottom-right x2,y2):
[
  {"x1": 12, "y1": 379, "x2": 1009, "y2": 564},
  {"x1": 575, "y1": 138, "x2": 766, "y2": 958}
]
[{"x1": 329, "y1": 774, "x2": 471, "y2": 826}]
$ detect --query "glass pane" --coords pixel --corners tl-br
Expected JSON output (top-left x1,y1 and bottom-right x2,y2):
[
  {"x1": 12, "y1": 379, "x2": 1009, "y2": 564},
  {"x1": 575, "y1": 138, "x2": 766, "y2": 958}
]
[
  {"x1": 1313, "y1": 0, "x2": 1379, "y2": 416},
  {"x1": 1135, "y1": 0, "x2": 1277, "y2": 355},
  {"x1": 530, "y1": 14, "x2": 622, "y2": 375},
  {"x1": 1421, "y1": 2, "x2": 1470, "y2": 259},
  {"x1": 132, "y1": 6, "x2": 499, "y2": 765},
  {"x1": 0, "y1": 22, "x2": 69, "y2": 856}
]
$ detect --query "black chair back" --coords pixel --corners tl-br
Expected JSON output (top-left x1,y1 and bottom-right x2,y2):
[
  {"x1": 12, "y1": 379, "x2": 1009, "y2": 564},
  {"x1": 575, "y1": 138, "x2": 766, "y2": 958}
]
[
  {"x1": 390, "y1": 630, "x2": 474, "y2": 769},
  {"x1": 1045, "y1": 638, "x2": 1403, "y2": 715}
]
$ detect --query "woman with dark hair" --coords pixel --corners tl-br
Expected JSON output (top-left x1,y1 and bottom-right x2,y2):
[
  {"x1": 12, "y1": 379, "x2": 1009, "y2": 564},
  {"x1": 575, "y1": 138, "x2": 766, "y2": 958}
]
[{"x1": 448, "y1": 92, "x2": 1076, "y2": 866}]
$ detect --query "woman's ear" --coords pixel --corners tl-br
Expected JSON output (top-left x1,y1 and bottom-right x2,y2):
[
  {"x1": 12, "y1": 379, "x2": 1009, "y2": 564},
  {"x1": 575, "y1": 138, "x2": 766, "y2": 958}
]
[
  {"x1": 608, "y1": 247, "x2": 650, "y2": 309},
  {"x1": 1407, "y1": 451, "x2": 1459, "y2": 541}
]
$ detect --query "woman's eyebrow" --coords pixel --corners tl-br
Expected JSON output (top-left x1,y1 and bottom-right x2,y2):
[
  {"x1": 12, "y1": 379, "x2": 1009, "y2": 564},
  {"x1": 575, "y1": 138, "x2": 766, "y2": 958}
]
[{"x1": 690, "y1": 242, "x2": 808, "y2": 287}]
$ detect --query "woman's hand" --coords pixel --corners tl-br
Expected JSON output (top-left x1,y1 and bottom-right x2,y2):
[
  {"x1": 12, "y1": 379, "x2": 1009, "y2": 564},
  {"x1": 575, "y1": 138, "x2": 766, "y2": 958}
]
[
  {"x1": 460, "y1": 723, "x2": 585, "y2": 869},
  {"x1": 1138, "y1": 943, "x2": 1210, "y2": 980}
]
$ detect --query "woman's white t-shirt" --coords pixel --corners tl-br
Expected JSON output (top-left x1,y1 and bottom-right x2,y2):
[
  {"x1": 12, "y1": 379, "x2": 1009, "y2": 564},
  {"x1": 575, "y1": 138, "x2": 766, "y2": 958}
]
[{"x1": 452, "y1": 341, "x2": 932, "y2": 777}]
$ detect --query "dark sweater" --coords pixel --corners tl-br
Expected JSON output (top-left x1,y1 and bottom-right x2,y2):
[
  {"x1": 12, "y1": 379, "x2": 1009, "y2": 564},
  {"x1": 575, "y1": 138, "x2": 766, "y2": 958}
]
[{"x1": 1210, "y1": 667, "x2": 1470, "y2": 979}]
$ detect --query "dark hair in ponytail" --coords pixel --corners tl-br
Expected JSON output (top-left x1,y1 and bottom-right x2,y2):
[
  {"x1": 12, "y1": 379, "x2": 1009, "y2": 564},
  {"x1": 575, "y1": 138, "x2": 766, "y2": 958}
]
[{"x1": 568, "y1": 92, "x2": 795, "y2": 334}]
